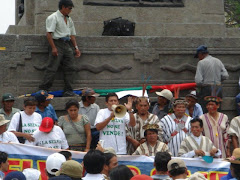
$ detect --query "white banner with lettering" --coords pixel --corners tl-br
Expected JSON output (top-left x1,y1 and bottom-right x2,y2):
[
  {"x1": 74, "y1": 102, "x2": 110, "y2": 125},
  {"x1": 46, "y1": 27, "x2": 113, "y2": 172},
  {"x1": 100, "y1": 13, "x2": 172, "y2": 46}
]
[{"x1": 0, "y1": 142, "x2": 230, "y2": 180}]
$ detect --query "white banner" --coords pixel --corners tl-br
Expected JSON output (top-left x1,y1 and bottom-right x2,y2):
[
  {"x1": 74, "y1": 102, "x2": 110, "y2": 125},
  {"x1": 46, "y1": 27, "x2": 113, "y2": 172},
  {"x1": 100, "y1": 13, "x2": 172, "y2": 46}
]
[{"x1": 0, "y1": 142, "x2": 230, "y2": 180}]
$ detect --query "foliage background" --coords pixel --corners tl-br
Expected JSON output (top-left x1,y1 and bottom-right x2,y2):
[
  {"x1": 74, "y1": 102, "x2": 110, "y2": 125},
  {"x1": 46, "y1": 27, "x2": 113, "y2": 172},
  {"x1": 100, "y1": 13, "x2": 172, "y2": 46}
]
[{"x1": 225, "y1": 0, "x2": 240, "y2": 27}]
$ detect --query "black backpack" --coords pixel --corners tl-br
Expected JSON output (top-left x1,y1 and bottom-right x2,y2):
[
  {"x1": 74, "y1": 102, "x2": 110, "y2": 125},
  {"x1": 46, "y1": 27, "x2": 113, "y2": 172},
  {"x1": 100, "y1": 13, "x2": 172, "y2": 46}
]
[{"x1": 102, "y1": 17, "x2": 135, "y2": 36}]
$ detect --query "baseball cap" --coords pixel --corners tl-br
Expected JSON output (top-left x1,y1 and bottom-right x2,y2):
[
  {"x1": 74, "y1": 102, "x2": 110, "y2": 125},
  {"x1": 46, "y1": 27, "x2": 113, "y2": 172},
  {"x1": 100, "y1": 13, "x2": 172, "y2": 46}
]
[
  {"x1": 186, "y1": 90, "x2": 197, "y2": 100},
  {"x1": 22, "y1": 168, "x2": 41, "y2": 180},
  {"x1": 35, "y1": 90, "x2": 54, "y2": 102},
  {"x1": 39, "y1": 117, "x2": 54, "y2": 133},
  {"x1": 0, "y1": 114, "x2": 10, "y2": 126},
  {"x1": 131, "y1": 175, "x2": 153, "y2": 180},
  {"x1": 81, "y1": 88, "x2": 99, "y2": 97},
  {"x1": 4, "y1": 171, "x2": 26, "y2": 180},
  {"x1": 46, "y1": 153, "x2": 66, "y2": 175},
  {"x1": 167, "y1": 159, "x2": 186, "y2": 171},
  {"x1": 155, "y1": 89, "x2": 173, "y2": 101},
  {"x1": 2, "y1": 93, "x2": 15, "y2": 101},
  {"x1": 194, "y1": 45, "x2": 209, "y2": 58},
  {"x1": 56, "y1": 160, "x2": 83, "y2": 178}
]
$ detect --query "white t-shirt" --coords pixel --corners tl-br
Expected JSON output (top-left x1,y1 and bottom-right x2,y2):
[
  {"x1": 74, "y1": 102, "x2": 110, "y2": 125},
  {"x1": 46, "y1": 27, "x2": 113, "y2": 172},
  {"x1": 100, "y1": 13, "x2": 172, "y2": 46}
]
[
  {"x1": 8, "y1": 111, "x2": 42, "y2": 134},
  {"x1": 95, "y1": 108, "x2": 130, "y2": 154},
  {"x1": 25, "y1": 126, "x2": 69, "y2": 149},
  {"x1": 0, "y1": 131, "x2": 19, "y2": 143}
]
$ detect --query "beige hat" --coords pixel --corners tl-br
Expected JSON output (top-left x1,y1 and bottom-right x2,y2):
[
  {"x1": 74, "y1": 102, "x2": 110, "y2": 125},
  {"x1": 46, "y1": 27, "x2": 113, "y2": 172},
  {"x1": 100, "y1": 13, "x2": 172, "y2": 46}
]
[
  {"x1": 0, "y1": 114, "x2": 10, "y2": 126},
  {"x1": 155, "y1": 89, "x2": 173, "y2": 101},
  {"x1": 56, "y1": 160, "x2": 83, "y2": 178},
  {"x1": 188, "y1": 172, "x2": 207, "y2": 180},
  {"x1": 104, "y1": 147, "x2": 116, "y2": 155},
  {"x1": 167, "y1": 159, "x2": 186, "y2": 171},
  {"x1": 225, "y1": 148, "x2": 240, "y2": 164}
]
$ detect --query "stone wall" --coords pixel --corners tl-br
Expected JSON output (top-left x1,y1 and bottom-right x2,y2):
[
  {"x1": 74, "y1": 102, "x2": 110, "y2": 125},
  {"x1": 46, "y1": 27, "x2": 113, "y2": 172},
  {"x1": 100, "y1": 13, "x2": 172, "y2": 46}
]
[
  {"x1": 8, "y1": 0, "x2": 238, "y2": 37},
  {"x1": 0, "y1": 35, "x2": 239, "y2": 118}
]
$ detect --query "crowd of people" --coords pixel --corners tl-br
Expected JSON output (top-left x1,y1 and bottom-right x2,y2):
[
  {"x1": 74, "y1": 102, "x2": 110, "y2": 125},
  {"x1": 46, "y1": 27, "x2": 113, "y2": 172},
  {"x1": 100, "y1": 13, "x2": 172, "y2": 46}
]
[
  {"x1": 1, "y1": 0, "x2": 240, "y2": 179},
  {"x1": 0, "y1": 83, "x2": 239, "y2": 179}
]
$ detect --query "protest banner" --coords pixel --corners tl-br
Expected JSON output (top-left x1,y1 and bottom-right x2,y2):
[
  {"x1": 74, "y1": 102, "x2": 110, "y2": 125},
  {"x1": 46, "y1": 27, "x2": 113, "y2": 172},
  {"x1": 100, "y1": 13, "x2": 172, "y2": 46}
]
[{"x1": 0, "y1": 142, "x2": 230, "y2": 180}]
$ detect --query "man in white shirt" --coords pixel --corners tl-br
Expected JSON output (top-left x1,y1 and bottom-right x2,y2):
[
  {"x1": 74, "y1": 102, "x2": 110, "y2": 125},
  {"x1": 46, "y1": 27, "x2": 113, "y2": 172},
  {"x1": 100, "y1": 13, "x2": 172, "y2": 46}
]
[
  {"x1": 38, "y1": 0, "x2": 80, "y2": 97},
  {"x1": 178, "y1": 118, "x2": 221, "y2": 158},
  {"x1": 25, "y1": 117, "x2": 69, "y2": 149},
  {"x1": 8, "y1": 97, "x2": 42, "y2": 143},
  {"x1": 82, "y1": 150, "x2": 106, "y2": 180},
  {"x1": 95, "y1": 93, "x2": 135, "y2": 154},
  {"x1": 0, "y1": 115, "x2": 19, "y2": 143}
]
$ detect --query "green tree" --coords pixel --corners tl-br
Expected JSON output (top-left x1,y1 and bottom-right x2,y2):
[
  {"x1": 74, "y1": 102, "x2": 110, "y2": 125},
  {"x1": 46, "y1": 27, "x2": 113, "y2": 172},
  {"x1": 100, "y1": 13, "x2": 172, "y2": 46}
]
[{"x1": 224, "y1": 0, "x2": 240, "y2": 27}]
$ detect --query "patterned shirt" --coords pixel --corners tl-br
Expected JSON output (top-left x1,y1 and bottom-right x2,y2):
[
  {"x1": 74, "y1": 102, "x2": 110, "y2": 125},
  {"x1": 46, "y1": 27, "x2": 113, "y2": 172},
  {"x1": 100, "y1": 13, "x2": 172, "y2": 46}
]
[
  {"x1": 200, "y1": 113, "x2": 229, "y2": 158},
  {"x1": 228, "y1": 116, "x2": 240, "y2": 147},
  {"x1": 160, "y1": 113, "x2": 192, "y2": 157},
  {"x1": 126, "y1": 112, "x2": 163, "y2": 154},
  {"x1": 179, "y1": 135, "x2": 221, "y2": 158},
  {"x1": 133, "y1": 141, "x2": 170, "y2": 156}
]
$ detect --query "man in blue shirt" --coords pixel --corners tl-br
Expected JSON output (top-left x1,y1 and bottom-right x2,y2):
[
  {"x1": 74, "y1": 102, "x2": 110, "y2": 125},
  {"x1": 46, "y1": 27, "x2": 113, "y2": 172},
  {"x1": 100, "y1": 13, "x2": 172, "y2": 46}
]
[
  {"x1": 35, "y1": 90, "x2": 58, "y2": 123},
  {"x1": 185, "y1": 90, "x2": 203, "y2": 119}
]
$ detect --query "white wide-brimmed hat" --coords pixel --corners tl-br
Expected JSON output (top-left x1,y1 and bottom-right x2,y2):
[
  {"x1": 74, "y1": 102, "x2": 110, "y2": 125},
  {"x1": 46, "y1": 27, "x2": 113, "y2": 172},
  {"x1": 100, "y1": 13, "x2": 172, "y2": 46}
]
[
  {"x1": 0, "y1": 114, "x2": 10, "y2": 126},
  {"x1": 155, "y1": 89, "x2": 173, "y2": 101}
]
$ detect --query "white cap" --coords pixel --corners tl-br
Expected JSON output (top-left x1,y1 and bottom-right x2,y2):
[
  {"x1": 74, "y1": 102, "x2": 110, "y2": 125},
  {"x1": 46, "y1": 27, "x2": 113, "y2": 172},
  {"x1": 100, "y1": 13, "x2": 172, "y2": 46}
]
[
  {"x1": 155, "y1": 89, "x2": 173, "y2": 101},
  {"x1": 46, "y1": 153, "x2": 66, "y2": 175},
  {"x1": 23, "y1": 168, "x2": 41, "y2": 180}
]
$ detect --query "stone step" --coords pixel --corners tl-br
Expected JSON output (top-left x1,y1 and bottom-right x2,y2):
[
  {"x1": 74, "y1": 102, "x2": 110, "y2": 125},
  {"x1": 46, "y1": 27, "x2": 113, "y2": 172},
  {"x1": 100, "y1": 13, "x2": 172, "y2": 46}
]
[{"x1": 1, "y1": 96, "x2": 238, "y2": 120}]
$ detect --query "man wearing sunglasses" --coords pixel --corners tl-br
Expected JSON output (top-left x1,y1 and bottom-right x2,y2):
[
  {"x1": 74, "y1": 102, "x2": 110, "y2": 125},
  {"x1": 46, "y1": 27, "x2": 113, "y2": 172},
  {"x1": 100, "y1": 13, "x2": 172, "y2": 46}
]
[{"x1": 39, "y1": 0, "x2": 81, "y2": 97}]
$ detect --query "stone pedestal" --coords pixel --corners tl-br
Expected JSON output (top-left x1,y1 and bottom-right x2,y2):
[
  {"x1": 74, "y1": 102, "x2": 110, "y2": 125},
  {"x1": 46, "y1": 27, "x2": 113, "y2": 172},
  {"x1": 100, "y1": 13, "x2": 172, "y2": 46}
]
[{"x1": 7, "y1": 0, "x2": 239, "y2": 37}]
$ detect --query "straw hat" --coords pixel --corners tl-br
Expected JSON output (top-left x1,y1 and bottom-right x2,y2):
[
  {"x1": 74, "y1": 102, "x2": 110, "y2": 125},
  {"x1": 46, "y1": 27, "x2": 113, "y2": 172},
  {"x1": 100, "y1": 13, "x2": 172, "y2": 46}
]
[{"x1": 0, "y1": 114, "x2": 10, "y2": 126}]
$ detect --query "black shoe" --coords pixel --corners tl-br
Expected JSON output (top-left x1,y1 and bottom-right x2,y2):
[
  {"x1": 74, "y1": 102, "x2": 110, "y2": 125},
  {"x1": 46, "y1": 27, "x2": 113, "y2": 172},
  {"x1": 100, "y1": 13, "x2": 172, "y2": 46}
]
[{"x1": 62, "y1": 91, "x2": 79, "y2": 97}]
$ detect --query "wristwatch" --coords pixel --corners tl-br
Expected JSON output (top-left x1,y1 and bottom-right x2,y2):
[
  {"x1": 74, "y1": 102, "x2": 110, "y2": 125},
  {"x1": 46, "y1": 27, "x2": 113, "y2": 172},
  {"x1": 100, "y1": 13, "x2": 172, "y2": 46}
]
[{"x1": 128, "y1": 109, "x2": 134, "y2": 113}]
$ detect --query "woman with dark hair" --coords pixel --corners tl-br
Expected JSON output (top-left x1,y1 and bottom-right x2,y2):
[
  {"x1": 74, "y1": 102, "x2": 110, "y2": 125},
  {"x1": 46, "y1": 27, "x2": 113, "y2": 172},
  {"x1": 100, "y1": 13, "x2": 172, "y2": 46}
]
[
  {"x1": 58, "y1": 99, "x2": 91, "y2": 151},
  {"x1": 109, "y1": 165, "x2": 133, "y2": 180}
]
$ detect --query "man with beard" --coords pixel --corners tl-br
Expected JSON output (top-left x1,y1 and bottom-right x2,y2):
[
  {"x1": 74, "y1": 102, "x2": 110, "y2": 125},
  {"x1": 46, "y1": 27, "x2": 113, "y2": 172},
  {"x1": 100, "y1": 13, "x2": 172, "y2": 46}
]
[
  {"x1": 126, "y1": 97, "x2": 162, "y2": 154},
  {"x1": 160, "y1": 98, "x2": 192, "y2": 157}
]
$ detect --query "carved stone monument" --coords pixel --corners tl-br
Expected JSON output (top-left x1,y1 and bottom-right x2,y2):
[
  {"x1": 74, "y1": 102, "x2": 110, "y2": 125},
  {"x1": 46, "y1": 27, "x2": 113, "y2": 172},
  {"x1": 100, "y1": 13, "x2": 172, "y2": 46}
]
[{"x1": 1, "y1": 0, "x2": 240, "y2": 117}]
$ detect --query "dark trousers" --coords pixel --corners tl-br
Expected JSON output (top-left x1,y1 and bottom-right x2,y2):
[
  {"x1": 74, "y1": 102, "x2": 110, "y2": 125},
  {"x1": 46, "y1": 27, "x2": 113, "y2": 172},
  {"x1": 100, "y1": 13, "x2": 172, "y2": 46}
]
[
  {"x1": 236, "y1": 93, "x2": 240, "y2": 116},
  {"x1": 90, "y1": 128, "x2": 99, "y2": 149},
  {"x1": 39, "y1": 40, "x2": 75, "y2": 92},
  {"x1": 196, "y1": 85, "x2": 222, "y2": 113}
]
